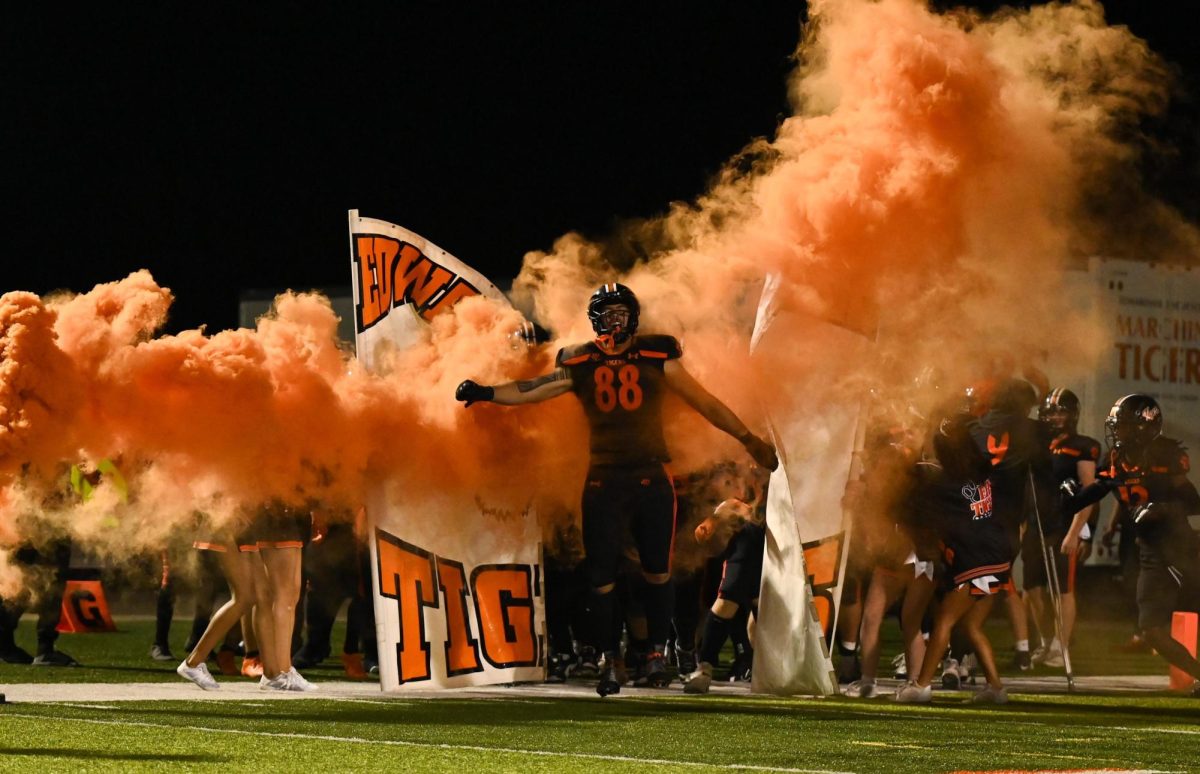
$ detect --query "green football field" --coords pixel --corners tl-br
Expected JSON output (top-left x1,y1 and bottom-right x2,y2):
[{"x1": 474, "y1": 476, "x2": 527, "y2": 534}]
[{"x1": 2, "y1": 618, "x2": 1199, "y2": 772}]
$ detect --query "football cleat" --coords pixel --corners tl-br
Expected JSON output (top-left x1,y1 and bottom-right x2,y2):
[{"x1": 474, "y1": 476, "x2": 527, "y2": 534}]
[
  {"x1": 941, "y1": 658, "x2": 961, "y2": 690},
  {"x1": 891, "y1": 652, "x2": 908, "y2": 680},
  {"x1": 545, "y1": 652, "x2": 575, "y2": 684},
  {"x1": 960, "y1": 653, "x2": 978, "y2": 684},
  {"x1": 636, "y1": 652, "x2": 671, "y2": 688},
  {"x1": 241, "y1": 655, "x2": 264, "y2": 678},
  {"x1": 682, "y1": 662, "x2": 714, "y2": 694},
  {"x1": 837, "y1": 650, "x2": 862, "y2": 685},
  {"x1": 894, "y1": 681, "x2": 932, "y2": 703},
  {"x1": 177, "y1": 660, "x2": 220, "y2": 690},
  {"x1": 569, "y1": 646, "x2": 600, "y2": 679},
  {"x1": 596, "y1": 663, "x2": 621, "y2": 697},
  {"x1": 32, "y1": 649, "x2": 78, "y2": 667},
  {"x1": 149, "y1": 644, "x2": 175, "y2": 662}
]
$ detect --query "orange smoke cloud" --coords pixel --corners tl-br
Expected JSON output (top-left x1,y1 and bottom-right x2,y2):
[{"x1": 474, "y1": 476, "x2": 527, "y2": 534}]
[{"x1": 0, "y1": 0, "x2": 1190, "y2": 580}]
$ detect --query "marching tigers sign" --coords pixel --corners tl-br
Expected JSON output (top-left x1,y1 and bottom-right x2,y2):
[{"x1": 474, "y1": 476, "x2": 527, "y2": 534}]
[{"x1": 349, "y1": 211, "x2": 545, "y2": 689}]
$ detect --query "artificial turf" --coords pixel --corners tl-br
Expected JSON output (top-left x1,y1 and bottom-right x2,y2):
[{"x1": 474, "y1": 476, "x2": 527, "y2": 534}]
[{"x1": 1, "y1": 690, "x2": 1198, "y2": 773}]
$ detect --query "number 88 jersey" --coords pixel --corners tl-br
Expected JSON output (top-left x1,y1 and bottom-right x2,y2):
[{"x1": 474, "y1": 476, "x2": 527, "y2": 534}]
[{"x1": 555, "y1": 334, "x2": 683, "y2": 466}]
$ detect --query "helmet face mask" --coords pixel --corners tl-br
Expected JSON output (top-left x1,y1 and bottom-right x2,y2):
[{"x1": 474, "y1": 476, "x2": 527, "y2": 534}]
[
  {"x1": 1039, "y1": 388, "x2": 1080, "y2": 434},
  {"x1": 588, "y1": 283, "x2": 640, "y2": 352},
  {"x1": 1105, "y1": 393, "x2": 1162, "y2": 452}
]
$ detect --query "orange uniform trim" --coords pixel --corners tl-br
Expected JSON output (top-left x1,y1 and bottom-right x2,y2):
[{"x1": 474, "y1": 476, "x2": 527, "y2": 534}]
[
  {"x1": 561, "y1": 354, "x2": 591, "y2": 366},
  {"x1": 639, "y1": 350, "x2": 669, "y2": 359},
  {"x1": 192, "y1": 541, "x2": 228, "y2": 553},
  {"x1": 257, "y1": 540, "x2": 304, "y2": 549}
]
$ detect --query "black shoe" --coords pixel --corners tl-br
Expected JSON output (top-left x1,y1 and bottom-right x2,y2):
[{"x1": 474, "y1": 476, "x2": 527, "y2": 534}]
[
  {"x1": 0, "y1": 645, "x2": 34, "y2": 664},
  {"x1": 596, "y1": 664, "x2": 621, "y2": 697},
  {"x1": 836, "y1": 651, "x2": 861, "y2": 684},
  {"x1": 635, "y1": 652, "x2": 672, "y2": 688},
  {"x1": 546, "y1": 652, "x2": 575, "y2": 684},
  {"x1": 364, "y1": 657, "x2": 379, "y2": 676},
  {"x1": 675, "y1": 648, "x2": 697, "y2": 678},
  {"x1": 292, "y1": 648, "x2": 329, "y2": 670},
  {"x1": 32, "y1": 649, "x2": 79, "y2": 667},
  {"x1": 1012, "y1": 650, "x2": 1032, "y2": 672},
  {"x1": 568, "y1": 646, "x2": 599, "y2": 679},
  {"x1": 728, "y1": 648, "x2": 753, "y2": 682},
  {"x1": 149, "y1": 644, "x2": 175, "y2": 662}
]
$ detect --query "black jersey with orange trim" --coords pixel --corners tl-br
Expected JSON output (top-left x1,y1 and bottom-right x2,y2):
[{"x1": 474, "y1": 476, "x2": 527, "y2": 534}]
[
  {"x1": 968, "y1": 411, "x2": 1052, "y2": 534},
  {"x1": 555, "y1": 334, "x2": 683, "y2": 466},
  {"x1": 1100, "y1": 436, "x2": 1194, "y2": 510},
  {"x1": 1048, "y1": 432, "x2": 1102, "y2": 485},
  {"x1": 911, "y1": 461, "x2": 1010, "y2": 586}
]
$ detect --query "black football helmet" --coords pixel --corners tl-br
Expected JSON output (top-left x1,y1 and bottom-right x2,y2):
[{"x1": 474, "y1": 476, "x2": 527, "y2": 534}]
[
  {"x1": 1039, "y1": 388, "x2": 1080, "y2": 432},
  {"x1": 1105, "y1": 393, "x2": 1163, "y2": 451},
  {"x1": 587, "y1": 283, "x2": 639, "y2": 351}
]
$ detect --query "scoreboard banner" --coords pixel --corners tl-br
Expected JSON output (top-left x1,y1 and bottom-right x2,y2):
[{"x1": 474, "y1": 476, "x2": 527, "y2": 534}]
[
  {"x1": 749, "y1": 274, "x2": 867, "y2": 696},
  {"x1": 348, "y1": 211, "x2": 545, "y2": 690}
]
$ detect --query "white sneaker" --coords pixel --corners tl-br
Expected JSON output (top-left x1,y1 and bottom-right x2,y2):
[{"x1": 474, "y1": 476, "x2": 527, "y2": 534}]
[
  {"x1": 971, "y1": 684, "x2": 1009, "y2": 704},
  {"x1": 894, "y1": 681, "x2": 932, "y2": 703},
  {"x1": 844, "y1": 678, "x2": 878, "y2": 698},
  {"x1": 259, "y1": 673, "x2": 289, "y2": 691},
  {"x1": 177, "y1": 660, "x2": 220, "y2": 690},
  {"x1": 891, "y1": 653, "x2": 907, "y2": 680},
  {"x1": 285, "y1": 667, "x2": 317, "y2": 692},
  {"x1": 682, "y1": 662, "x2": 713, "y2": 694},
  {"x1": 1041, "y1": 642, "x2": 1064, "y2": 668},
  {"x1": 941, "y1": 658, "x2": 961, "y2": 690},
  {"x1": 960, "y1": 653, "x2": 978, "y2": 684}
]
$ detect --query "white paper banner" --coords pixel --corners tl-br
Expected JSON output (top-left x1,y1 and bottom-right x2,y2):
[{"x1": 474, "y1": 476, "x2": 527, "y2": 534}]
[
  {"x1": 349, "y1": 210, "x2": 545, "y2": 689},
  {"x1": 749, "y1": 274, "x2": 867, "y2": 696}
]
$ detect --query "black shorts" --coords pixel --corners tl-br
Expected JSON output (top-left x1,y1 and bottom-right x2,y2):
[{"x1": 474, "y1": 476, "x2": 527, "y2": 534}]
[
  {"x1": 1022, "y1": 530, "x2": 1076, "y2": 593},
  {"x1": 1136, "y1": 541, "x2": 1200, "y2": 631},
  {"x1": 581, "y1": 463, "x2": 676, "y2": 588},
  {"x1": 243, "y1": 505, "x2": 311, "y2": 551},
  {"x1": 717, "y1": 523, "x2": 765, "y2": 607},
  {"x1": 943, "y1": 534, "x2": 1012, "y2": 597}
]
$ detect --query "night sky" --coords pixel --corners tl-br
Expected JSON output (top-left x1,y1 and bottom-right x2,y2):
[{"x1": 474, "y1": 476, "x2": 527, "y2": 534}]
[{"x1": 4, "y1": 2, "x2": 1196, "y2": 334}]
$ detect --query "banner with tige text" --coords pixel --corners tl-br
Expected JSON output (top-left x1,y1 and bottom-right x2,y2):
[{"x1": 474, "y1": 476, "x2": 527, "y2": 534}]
[{"x1": 349, "y1": 210, "x2": 545, "y2": 689}]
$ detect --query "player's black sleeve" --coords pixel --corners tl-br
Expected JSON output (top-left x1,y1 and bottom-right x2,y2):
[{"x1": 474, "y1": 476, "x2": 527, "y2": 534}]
[{"x1": 1061, "y1": 477, "x2": 1117, "y2": 515}]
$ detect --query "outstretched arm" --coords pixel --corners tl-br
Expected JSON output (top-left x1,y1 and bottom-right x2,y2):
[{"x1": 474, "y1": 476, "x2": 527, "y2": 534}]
[
  {"x1": 663, "y1": 359, "x2": 778, "y2": 470},
  {"x1": 456, "y1": 368, "x2": 574, "y2": 407}
]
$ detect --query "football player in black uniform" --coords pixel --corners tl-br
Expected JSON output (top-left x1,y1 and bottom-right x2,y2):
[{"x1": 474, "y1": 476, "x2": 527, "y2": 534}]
[
  {"x1": 1026, "y1": 388, "x2": 1100, "y2": 666},
  {"x1": 896, "y1": 410, "x2": 1011, "y2": 704},
  {"x1": 1062, "y1": 394, "x2": 1200, "y2": 694},
  {"x1": 456, "y1": 283, "x2": 778, "y2": 696}
]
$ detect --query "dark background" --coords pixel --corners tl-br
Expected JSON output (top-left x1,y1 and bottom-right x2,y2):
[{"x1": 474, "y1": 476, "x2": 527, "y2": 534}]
[{"x1": 3, "y1": 2, "x2": 1196, "y2": 333}]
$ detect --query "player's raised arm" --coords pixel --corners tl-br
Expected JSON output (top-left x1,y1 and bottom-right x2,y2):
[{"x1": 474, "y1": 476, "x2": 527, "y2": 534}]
[
  {"x1": 455, "y1": 368, "x2": 574, "y2": 407},
  {"x1": 662, "y1": 359, "x2": 778, "y2": 470}
]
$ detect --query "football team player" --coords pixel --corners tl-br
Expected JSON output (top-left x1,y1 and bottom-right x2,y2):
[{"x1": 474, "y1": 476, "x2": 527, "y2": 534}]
[
  {"x1": 456, "y1": 282, "x2": 777, "y2": 696},
  {"x1": 1026, "y1": 388, "x2": 1100, "y2": 666},
  {"x1": 1062, "y1": 394, "x2": 1200, "y2": 695}
]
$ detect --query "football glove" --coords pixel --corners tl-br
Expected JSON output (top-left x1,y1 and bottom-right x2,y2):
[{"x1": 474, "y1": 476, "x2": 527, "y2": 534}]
[
  {"x1": 1059, "y1": 478, "x2": 1080, "y2": 498},
  {"x1": 455, "y1": 380, "x2": 494, "y2": 407},
  {"x1": 741, "y1": 433, "x2": 779, "y2": 471}
]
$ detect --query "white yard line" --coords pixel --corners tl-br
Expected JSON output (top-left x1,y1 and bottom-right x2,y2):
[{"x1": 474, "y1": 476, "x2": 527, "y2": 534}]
[{"x1": 0, "y1": 712, "x2": 855, "y2": 774}]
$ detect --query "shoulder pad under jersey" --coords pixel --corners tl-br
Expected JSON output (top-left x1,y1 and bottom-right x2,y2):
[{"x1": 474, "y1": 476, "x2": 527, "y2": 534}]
[
  {"x1": 1077, "y1": 435, "x2": 1102, "y2": 462},
  {"x1": 555, "y1": 342, "x2": 599, "y2": 368},
  {"x1": 1149, "y1": 436, "x2": 1190, "y2": 475},
  {"x1": 633, "y1": 334, "x2": 682, "y2": 360}
]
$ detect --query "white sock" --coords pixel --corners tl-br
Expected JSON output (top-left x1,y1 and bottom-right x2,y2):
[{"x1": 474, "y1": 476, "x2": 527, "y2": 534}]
[{"x1": 1015, "y1": 639, "x2": 1030, "y2": 652}]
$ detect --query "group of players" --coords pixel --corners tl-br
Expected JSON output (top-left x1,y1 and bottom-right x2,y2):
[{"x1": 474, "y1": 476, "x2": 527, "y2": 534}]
[
  {"x1": 461, "y1": 283, "x2": 1200, "y2": 701},
  {"x1": 4, "y1": 282, "x2": 1199, "y2": 703}
]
